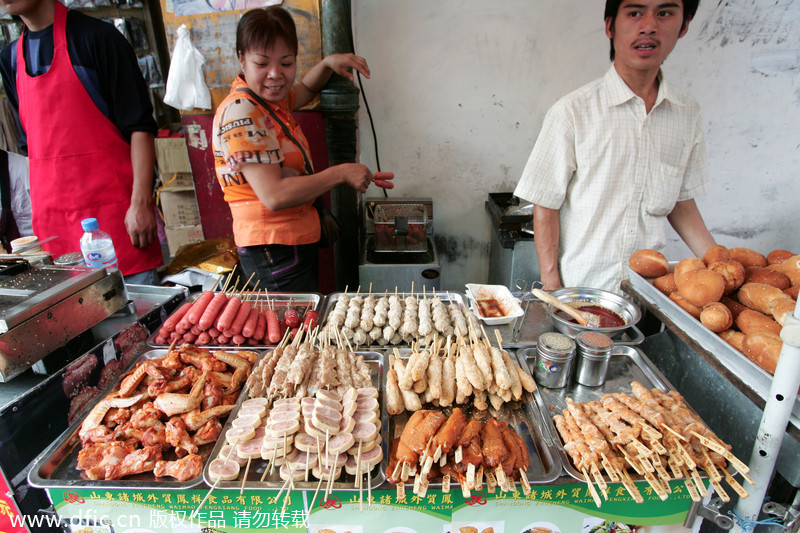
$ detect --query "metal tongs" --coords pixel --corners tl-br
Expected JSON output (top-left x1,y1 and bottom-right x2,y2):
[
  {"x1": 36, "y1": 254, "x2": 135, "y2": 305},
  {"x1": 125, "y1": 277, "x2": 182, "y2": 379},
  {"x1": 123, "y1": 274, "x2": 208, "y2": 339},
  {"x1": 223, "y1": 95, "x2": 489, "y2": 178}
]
[{"x1": 512, "y1": 279, "x2": 542, "y2": 342}]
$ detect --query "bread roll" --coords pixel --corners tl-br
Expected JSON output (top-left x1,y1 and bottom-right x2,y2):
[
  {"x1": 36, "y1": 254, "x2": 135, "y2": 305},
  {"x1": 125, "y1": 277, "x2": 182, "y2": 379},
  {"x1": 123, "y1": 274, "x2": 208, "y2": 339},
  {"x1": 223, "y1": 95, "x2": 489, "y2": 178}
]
[
  {"x1": 737, "y1": 282, "x2": 792, "y2": 315},
  {"x1": 744, "y1": 266, "x2": 791, "y2": 290},
  {"x1": 742, "y1": 330, "x2": 782, "y2": 374},
  {"x1": 729, "y1": 247, "x2": 767, "y2": 268},
  {"x1": 767, "y1": 249, "x2": 794, "y2": 265},
  {"x1": 703, "y1": 244, "x2": 732, "y2": 265},
  {"x1": 735, "y1": 309, "x2": 781, "y2": 336},
  {"x1": 629, "y1": 249, "x2": 669, "y2": 278},
  {"x1": 676, "y1": 269, "x2": 725, "y2": 307},
  {"x1": 771, "y1": 255, "x2": 800, "y2": 286},
  {"x1": 653, "y1": 272, "x2": 677, "y2": 296},
  {"x1": 769, "y1": 298, "x2": 796, "y2": 326},
  {"x1": 707, "y1": 261, "x2": 745, "y2": 295},
  {"x1": 700, "y1": 302, "x2": 733, "y2": 332},
  {"x1": 720, "y1": 296, "x2": 749, "y2": 320},
  {"x1": 669, "y1": 292, "x2": 702, "y2": 318},
  {"x1": 674, "y1": 257, "x2": 706, "y2": 281},
  {"x1": 719, "y1": 329, "x2": 745, "y2": 353},
  {"x1": 785, "y1": 285, "x2": 800, "y2": 300}
]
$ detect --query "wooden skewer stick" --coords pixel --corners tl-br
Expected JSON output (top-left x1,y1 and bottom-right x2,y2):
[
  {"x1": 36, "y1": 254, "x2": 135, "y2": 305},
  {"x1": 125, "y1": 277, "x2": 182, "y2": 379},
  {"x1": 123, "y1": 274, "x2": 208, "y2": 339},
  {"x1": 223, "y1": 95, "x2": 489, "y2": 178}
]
[
  {"x1": 519, "y1": 468, "x2": 532, "y2": 496},
  {"x1": 644, "y1": 435, "x2": 667, "y2": 455},
  {"x1": 494, "y1": 466, "x2": 508, "y2": 493},
  {"x1": 354, "y1": 440, "x2": 363, "y2": 489},
  {"x1": 637, "y1": 453, "x2": 656, "y2": 473},
  {"x1": 667, "y1": 452, "x2": 683, "y2": 480},
  {"x1": 589, "y1": 463, "x2": 608, "y2": 500},
  {"x1": 629, "y1": 438, "x2": 653, "y2": 458},
  {"x1": 690, "y1": 431, "x2": 753, "y2": 481},
  {"x1": 581, "y1": 467, "x2": 602, "y2": 508},
  {"x1": 663, "y1": 424, "x2": 688, "y2": 441},
  {"x1": 367, "y1": 463, "x2": 373, "y2": 509},
  {"x1": 466, "y1": 463, "x2": 476, "y2": 489},
  {"x1": 619, "y1": 469, "x2": 644, "y2": 504},
  {"x1": 475, "y1": 464, "x2": 484, "y2": 491},
  {"x1": 675, "y1": 440, "x2": 697, "y2": 470},
  {"x1": 442, "y1": 473, "x2": 451, "y2": 493},
  {"x1": 617, "y1": 445, "x2": 644, "y2": 476},
  {"x1": 308, "y1": 475, "x2": 325, "y2": 513},
  {"x1": 240, "y1": 457, "x2": 252, "y2": 495},
  {"x1": 485, "y1": 470, "x2": 497, "y2": 494},
  {"x1": 191, "y1": 477, "x2": 220, "y2": 519},
  {"x1": 391, "y1": 459, "x2": 404, "y2": 481},
  {"x1": 701, "y1": 449, "x2": 723, "y2": 483},
  {"x1": 643, "y1": 470, "x2": 668, "y2": 501},
  {"x1": 689, "y1": 467, "x2": 709, "y2": 498},
  {"x1": 650, "y1": 454, "x2": 673, "y2": 489},
  {"x1": 599, "y1": 452, "x2": 620, "y2": 483},
  {"x1": 679, "y1": 465, "x2": 702, "y2": 502},
  {"x1": 275, "y1": 468, "x2": 293, "y2": 501},
  {"x1": 413, "y1": 471, "x2": 423, "y2": 496},
  {"x1": 711, "y1": 478, "x2": 731, "y2": 503},
  {"x1": 721, "y1": 466, "x2": 750, "y2": 499}
]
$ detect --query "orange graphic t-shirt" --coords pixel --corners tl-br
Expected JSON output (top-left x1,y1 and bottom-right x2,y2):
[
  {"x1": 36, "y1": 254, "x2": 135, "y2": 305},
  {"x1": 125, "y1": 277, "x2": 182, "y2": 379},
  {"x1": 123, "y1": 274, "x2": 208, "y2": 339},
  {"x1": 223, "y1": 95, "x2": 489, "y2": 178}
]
[{"x1": 212, "y1": 75, "x2": 320, "y2": 247}]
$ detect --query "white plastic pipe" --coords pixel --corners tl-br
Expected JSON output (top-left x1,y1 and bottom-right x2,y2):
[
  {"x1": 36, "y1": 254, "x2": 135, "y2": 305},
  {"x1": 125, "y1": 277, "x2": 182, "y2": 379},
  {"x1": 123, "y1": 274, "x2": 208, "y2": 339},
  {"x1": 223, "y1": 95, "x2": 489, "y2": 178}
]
[{"x1": 734, "y1": 299, "x2": 800, "y2": 531}]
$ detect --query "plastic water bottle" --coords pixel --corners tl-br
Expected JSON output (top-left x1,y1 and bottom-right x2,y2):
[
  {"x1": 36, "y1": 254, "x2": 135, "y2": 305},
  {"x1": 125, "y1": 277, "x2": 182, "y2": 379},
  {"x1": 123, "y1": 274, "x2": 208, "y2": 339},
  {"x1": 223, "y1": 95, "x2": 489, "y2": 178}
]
[{"x1": 79, "y1": 218, "x2": 118, "y2": 271}]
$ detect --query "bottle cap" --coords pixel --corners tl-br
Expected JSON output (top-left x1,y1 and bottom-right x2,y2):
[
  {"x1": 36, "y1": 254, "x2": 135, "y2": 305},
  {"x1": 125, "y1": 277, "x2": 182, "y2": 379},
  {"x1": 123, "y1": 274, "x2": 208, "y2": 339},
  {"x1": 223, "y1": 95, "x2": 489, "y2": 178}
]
[{"x1": 81, "y1": 218, "x2": 99, "y2": 231}]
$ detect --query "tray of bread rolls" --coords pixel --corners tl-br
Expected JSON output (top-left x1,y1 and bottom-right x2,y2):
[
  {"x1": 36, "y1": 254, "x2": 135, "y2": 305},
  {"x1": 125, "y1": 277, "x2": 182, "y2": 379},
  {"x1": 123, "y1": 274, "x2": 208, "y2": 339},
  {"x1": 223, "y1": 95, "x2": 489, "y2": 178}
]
[
  {"x1": 28, "y1": 345, "x2": 258, "y2": 490},
  {"x1": 380, "y1": 340, "x2": 562, "y2": 498},
  {"x1": 527, "y1": 344, "x2": 754, "y2": 507},
  {"x1": 202, "y1": 343, "x2": 387, "y2": 493},
  {"x1": 321, "y1": 290, "x2": 484, "y2": 349},
  {"x1": 625, "y1": 249, "x2": 800, "y2": 427}
]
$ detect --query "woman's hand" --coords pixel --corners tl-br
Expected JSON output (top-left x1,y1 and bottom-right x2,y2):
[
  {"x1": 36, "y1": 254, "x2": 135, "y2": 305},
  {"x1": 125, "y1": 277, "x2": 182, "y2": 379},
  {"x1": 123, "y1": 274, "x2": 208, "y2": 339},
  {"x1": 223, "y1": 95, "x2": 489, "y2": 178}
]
[
  {"x1": 337, "y1": 163, "x2": 374, "y2": 193},
  {"x1": 322, "y1": 53, "x2": 370, "y2": 82}
]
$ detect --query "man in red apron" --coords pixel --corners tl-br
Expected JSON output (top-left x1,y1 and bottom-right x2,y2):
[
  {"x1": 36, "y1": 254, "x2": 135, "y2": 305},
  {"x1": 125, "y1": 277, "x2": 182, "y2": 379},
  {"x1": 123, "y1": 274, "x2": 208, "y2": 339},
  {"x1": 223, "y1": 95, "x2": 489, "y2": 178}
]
[{"x1": 0, "y1": 0, "x2": 162, "y2": 279}]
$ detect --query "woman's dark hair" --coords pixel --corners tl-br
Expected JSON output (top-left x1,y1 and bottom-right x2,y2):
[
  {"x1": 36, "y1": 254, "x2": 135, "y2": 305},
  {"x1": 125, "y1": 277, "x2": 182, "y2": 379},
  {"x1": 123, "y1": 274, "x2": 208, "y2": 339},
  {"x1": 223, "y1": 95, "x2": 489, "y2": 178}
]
[
  {"x1": 604, "y1": 0, "x2": 700, "y2": 61},
  {"x1": 236, "y1": 6, "x2": 298, "y2": 59}
]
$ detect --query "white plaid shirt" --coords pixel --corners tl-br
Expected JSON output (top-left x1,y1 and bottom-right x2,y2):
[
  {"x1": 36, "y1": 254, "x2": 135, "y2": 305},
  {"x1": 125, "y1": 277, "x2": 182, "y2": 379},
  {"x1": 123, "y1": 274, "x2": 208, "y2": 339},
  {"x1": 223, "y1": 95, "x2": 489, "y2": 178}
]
[{"x1": 514, "y1": 66, "x2": 709, "y2": 294}]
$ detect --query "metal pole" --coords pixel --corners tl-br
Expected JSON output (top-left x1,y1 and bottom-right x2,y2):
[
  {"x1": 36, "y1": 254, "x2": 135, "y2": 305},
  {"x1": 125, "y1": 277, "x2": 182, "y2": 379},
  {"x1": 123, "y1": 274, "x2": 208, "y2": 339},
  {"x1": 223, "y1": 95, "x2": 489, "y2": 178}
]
[
  {"x1": 733, "y1": 299, "x2": 800, "y2": 531},
  {"x1": 319, "y1": 0, "x2": 361, "y2": 291}
]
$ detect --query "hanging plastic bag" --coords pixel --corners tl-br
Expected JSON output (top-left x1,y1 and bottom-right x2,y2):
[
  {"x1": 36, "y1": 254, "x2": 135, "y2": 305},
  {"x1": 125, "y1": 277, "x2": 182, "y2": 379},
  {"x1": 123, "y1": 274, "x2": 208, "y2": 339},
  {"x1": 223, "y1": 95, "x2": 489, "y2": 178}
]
[{"x1": 163, "y1": 24, "x2": 211, "y2": 111}]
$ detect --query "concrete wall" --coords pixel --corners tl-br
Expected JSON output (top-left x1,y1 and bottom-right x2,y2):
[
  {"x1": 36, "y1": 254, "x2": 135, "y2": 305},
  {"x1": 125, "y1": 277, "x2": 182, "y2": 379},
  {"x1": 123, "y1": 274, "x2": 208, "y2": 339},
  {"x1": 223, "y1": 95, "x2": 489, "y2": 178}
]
[{"x1": 352, "y1": 0, "x2": 800, "y2": 291}]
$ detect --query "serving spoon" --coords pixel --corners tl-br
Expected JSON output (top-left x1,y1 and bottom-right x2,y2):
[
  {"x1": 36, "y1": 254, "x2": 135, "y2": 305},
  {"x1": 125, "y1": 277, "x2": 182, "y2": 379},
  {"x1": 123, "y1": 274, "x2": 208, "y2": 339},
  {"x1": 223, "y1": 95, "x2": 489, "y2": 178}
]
[{"x1": 531, "y1": 288, "x2": 601, "y2": 328}]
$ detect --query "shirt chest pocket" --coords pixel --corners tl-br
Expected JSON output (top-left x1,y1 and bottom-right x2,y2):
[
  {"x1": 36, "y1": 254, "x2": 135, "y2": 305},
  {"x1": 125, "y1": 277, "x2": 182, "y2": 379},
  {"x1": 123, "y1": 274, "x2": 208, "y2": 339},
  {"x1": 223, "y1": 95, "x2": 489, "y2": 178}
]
[{"x1": 645, "y1": 161, "x2": 684, "y2": 217}]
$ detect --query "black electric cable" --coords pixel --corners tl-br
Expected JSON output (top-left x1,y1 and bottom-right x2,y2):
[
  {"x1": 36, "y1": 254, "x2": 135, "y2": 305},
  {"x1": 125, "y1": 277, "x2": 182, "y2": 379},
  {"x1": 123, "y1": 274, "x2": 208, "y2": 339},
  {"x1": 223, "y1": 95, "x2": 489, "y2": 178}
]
[{"x1": 343, "y1": 1, "x2": 387, "y2": 197}]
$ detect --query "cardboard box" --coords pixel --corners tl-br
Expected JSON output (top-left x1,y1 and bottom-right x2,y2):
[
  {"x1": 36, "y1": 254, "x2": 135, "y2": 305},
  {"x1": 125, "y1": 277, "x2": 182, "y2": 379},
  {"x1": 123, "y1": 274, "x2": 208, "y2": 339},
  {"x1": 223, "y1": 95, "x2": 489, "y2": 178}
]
[
  {"x1": 160, "y1": 189, "x2": 201, "y2": 227},
  {"x1": 165, "y1": 224, "x2": 204, "y2": 256},
  {"x1": 155, "y1": 137, "x2": 192, "y2": 174},
  {"x1": 160, "y1": 171, "x2": 194, "y2": 189}
]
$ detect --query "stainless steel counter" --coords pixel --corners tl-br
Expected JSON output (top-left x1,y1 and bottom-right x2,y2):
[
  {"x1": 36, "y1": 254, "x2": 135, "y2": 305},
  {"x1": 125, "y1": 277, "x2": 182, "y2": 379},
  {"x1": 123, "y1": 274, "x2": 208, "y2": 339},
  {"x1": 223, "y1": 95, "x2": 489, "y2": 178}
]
[{"x1": 622, "y1": 278, "x2": 800, "y2": 488}]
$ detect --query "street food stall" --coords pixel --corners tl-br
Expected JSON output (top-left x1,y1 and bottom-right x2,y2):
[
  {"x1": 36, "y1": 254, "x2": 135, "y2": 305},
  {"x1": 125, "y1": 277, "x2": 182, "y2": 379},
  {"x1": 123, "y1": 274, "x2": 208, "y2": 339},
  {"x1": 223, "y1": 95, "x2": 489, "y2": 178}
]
[
  {"x1": 5, "y1": 261, "x2": 791, "y2": 533},
  {"x1": 1, "y1": 242, "x2": 797, "y2": 533}
]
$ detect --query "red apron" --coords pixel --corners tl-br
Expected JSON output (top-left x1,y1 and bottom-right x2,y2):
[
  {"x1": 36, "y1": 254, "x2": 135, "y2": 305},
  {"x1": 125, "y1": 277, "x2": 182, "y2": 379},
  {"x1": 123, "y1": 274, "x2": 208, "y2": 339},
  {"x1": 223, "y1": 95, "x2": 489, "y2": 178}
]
[{"x1": 16, "y1": 1, "x2": 161, "y2": 275}]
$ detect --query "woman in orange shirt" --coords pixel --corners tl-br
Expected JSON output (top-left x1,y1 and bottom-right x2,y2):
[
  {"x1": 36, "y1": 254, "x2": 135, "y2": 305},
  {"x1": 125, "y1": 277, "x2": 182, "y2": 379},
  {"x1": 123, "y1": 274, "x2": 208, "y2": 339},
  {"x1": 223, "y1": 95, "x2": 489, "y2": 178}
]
[{"x1": 213, "y1": 7, "x2": 381, "y2": 291}]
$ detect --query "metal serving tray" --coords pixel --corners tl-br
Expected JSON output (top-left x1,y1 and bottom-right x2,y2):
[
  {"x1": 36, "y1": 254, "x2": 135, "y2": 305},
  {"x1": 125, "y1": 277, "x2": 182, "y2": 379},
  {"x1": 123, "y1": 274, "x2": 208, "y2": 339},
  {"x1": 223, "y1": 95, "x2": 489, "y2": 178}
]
[
  {"x1": 202, "y1": 351, "x2": 387, "y2": 491},
  {"x1": 520, "y1": 344, "x2": 677, "y2": 482},
  {"x1": 321, "y1": 291, "x2": 468, "y2": 349},
  {"x1": 28, "y1": 348, "x2": 255, "y2": 490},
  {"x1": 625, "y1": 265, "x2": 800, "y2": 426},
  {"x1": 147, "y1": 292, "x2": 322, "y2": 348},
  {"x1": 383, "y1": 349, "x2": 562, "y2": 487}
]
